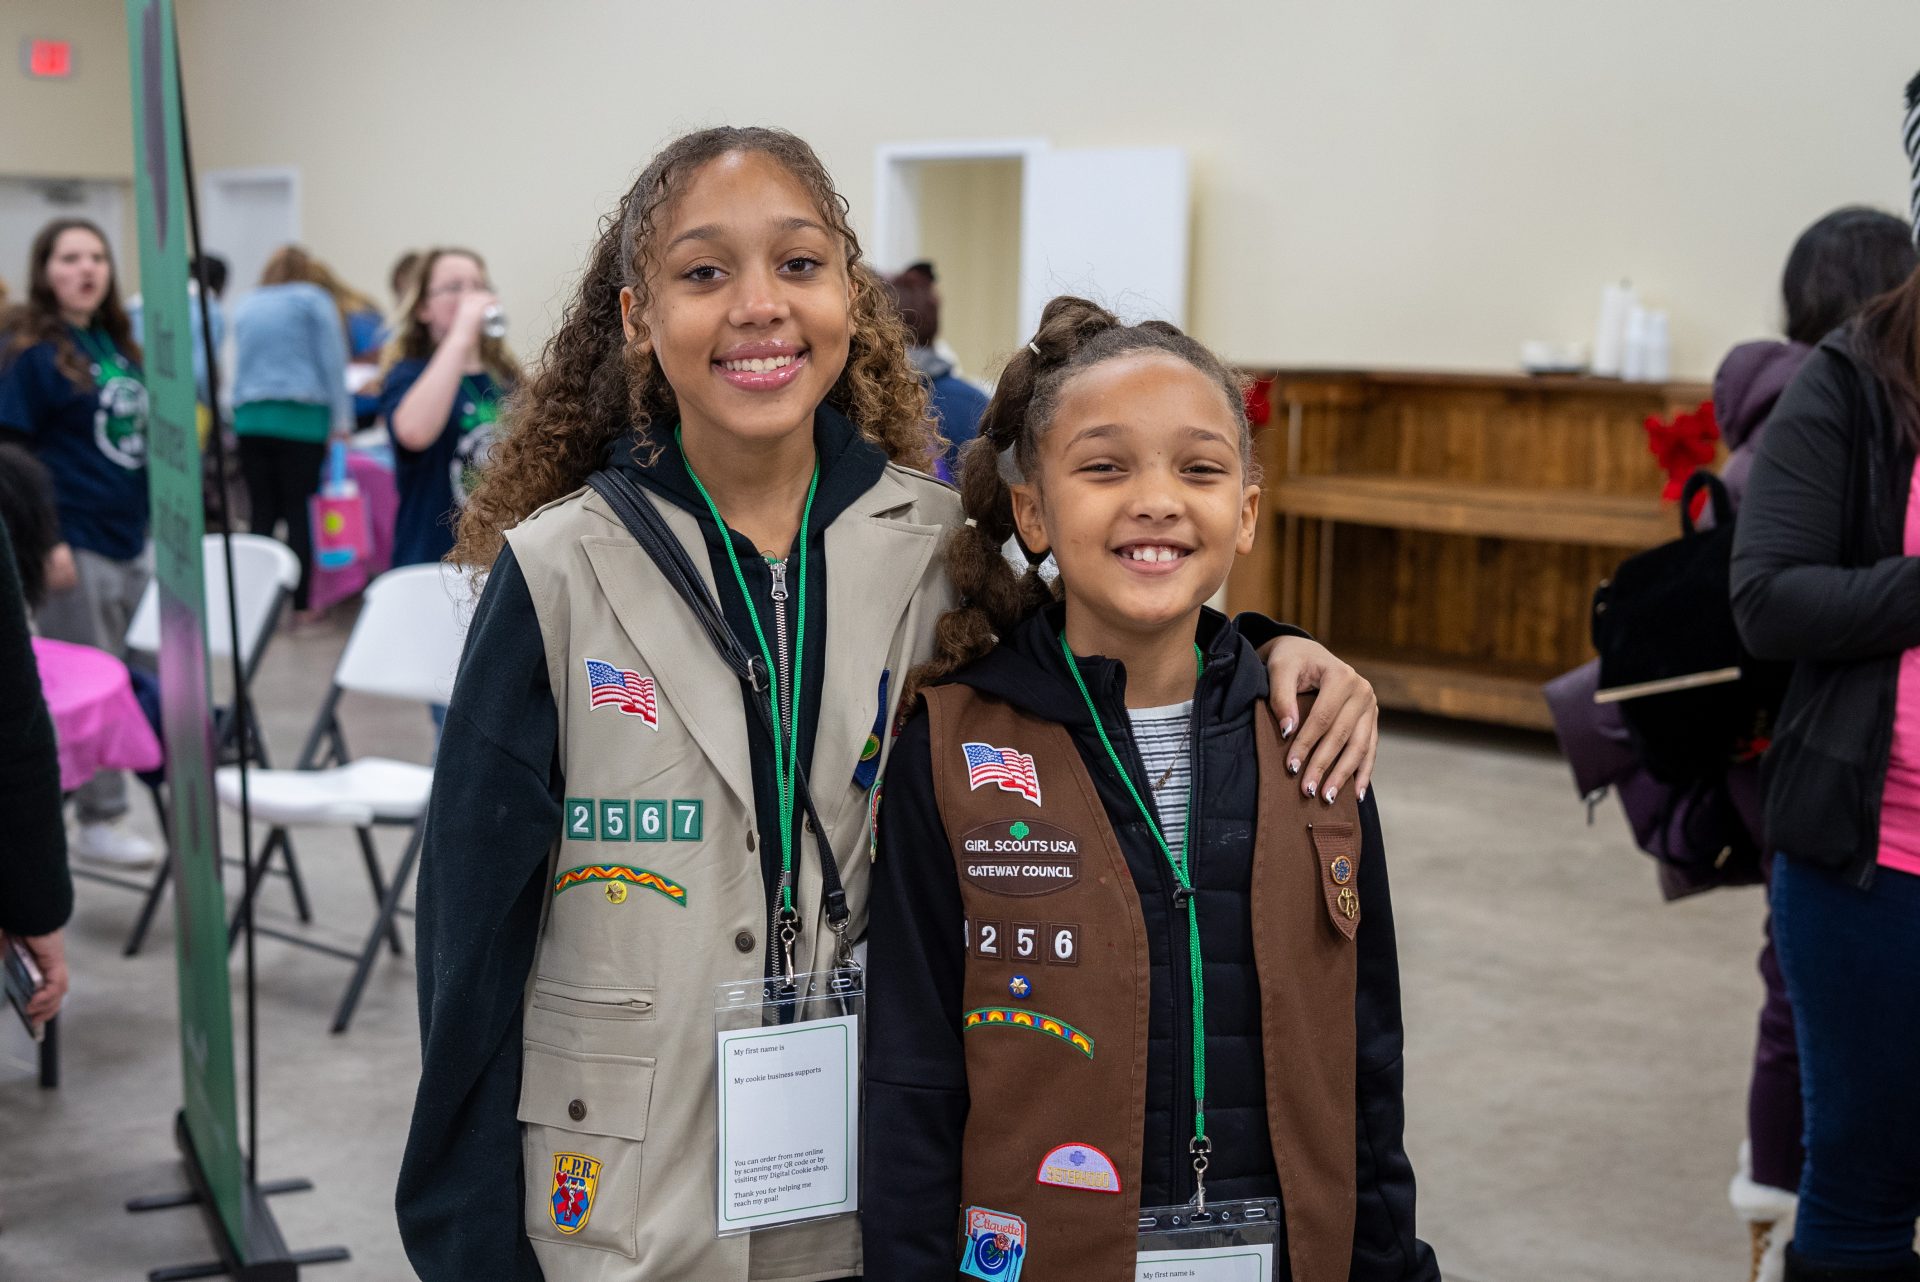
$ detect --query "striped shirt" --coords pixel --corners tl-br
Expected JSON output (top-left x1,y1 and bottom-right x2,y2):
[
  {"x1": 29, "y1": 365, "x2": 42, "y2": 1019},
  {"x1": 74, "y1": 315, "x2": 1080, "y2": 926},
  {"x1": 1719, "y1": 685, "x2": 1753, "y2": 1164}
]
[{"x1": 1128, "y1": 700, "x2": 1194, "y2": 860}]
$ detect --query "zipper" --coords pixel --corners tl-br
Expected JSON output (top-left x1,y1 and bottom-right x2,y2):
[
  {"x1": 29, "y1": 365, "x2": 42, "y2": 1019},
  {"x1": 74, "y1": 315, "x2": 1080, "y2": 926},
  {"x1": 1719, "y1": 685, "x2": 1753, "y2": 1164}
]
[
  {"x1": 766, "y1": 554, "x2": 798, "y2": 990},
  {"x1": 1099, "y1": 660, "x2": 1199, "y2": 1203},
  {"x1": 1181, "y1": 664, "x2": 1209, "y2": 1204},
  {"x1": 1854, "y1": 437, "x2": 1895, "y2": 890}
]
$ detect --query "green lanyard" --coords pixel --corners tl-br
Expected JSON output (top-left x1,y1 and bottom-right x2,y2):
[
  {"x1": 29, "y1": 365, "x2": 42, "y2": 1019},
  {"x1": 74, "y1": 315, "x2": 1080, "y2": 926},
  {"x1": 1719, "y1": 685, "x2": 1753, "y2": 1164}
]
[
  {"x1": 1061, "y1": 633, "x2": 1216, "y2": 1208},
  {"x1": 72, "y1": 327, "x2": 127, "y2": 379},
  {"x1": 459, "y1": 376, "x2": 498, "y2": 426},
  {"x1": 677, "y1": 425, "x2": 820, "y2": 975}
]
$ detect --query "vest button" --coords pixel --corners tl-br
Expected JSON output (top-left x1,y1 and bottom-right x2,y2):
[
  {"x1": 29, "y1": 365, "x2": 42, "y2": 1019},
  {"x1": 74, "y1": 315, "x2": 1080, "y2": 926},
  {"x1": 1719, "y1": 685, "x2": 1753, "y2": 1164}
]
[
  {"x1": 735, "y1": 930, "x2": 756, "y2": 954},
  {"x1": 567, "y1": 1099, "x2": 586, "y2": 1122}
]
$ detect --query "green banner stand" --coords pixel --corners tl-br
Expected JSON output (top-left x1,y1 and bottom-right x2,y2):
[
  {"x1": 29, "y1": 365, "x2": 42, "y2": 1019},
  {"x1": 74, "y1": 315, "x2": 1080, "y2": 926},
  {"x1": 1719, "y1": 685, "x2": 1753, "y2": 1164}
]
[{"x1": 121, "y1": 3, "x2": 346, "y2": 1277}]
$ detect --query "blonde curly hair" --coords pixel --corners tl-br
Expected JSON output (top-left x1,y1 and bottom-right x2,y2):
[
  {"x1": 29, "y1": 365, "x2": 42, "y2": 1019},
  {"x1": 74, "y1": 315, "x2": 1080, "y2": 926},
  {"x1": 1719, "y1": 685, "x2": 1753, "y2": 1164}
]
[{"x1": 452, "y1": 126, "x2": 935, "y2": 570}]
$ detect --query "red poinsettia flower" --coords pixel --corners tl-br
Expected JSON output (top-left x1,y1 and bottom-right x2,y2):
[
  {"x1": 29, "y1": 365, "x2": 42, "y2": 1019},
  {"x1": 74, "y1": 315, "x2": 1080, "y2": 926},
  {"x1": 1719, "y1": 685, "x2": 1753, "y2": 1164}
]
[{"x1": 1644, "y1": 400, "x2": 1720, "y2": 517}]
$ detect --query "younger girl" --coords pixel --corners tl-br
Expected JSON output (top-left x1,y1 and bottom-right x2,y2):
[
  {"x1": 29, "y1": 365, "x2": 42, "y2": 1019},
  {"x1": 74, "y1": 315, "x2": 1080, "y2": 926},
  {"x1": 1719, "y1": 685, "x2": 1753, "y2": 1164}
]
[
  {"x1": 397, "y1": 129, "x2": 1379, "y2": 1282},
  {"x1": 0, "y1": 217, "x2": 155, "y2": 868},
  {"x1": 378, "y1": 245, "x2": 521, "y2": 567},
  {"x1": 864, "y1": 299, "x2": 1439, "y2": 1280}
]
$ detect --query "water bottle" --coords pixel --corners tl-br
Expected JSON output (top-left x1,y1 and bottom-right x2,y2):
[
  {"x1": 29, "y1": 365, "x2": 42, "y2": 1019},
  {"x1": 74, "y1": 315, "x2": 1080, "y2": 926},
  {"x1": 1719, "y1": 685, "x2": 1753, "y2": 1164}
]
[{"x1": 482, "y1": 304, "x2": 508, "y2": 340}]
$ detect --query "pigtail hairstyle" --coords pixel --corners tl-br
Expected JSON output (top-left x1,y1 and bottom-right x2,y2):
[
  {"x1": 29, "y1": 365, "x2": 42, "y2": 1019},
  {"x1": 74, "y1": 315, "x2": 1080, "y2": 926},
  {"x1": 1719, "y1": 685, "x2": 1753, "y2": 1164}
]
[
  {"x1": 452, "y1": 126, "x2": 934, "y2": 572},
  {"x1": 903, "y1": 295, "x2": 1256, "y2": 705}
]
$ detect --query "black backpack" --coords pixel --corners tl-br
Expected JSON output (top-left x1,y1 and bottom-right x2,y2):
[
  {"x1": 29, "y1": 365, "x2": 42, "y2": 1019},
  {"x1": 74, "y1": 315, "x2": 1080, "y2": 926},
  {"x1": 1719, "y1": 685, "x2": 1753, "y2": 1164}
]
[{"x1": 1590, "y1": 470, "x2": 1791, "y2": 786}]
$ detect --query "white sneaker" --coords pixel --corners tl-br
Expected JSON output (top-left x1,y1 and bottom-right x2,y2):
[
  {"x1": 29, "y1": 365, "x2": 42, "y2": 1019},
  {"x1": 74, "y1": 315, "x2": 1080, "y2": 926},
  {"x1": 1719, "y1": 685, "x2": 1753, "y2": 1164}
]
[{"x1": 72, "y1": 821, "x2": 161, "y2": 869}]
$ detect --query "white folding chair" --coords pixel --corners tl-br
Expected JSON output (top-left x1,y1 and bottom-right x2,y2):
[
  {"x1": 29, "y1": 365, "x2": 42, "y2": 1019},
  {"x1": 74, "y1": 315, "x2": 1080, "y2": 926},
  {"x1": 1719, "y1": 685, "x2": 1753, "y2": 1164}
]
[
  {"x1": 215, "y1": 562, "x2": 472, "y2": 1032},
  {"x1": 126, "y1": 531, "x2": 301, "y2": 764},
  {"x1": 102, "y1": 533, "x2": 304, "y2": 956}
]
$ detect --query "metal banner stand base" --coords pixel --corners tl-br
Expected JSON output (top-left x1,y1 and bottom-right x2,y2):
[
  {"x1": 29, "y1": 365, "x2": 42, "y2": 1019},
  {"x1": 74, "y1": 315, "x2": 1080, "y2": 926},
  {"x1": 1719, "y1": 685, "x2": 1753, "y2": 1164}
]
[{"x1": 127, "y1": 1112, "x2": 349, "y2": 1281}]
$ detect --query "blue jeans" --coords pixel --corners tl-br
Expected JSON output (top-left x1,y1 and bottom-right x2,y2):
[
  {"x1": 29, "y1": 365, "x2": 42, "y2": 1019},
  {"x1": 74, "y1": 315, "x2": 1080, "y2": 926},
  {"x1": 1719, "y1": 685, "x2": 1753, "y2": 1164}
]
[{"x1": 1773, "y1": 855, "x2": 1920, "y2": 1266}]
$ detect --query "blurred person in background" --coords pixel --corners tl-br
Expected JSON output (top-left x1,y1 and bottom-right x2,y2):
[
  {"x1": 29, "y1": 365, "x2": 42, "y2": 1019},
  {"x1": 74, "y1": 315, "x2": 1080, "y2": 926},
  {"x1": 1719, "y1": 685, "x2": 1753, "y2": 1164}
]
[
  {"x1": 1733, "y1": 250, "x2": 1920, "y2": 1281},
  {"x1": 0, "y1": 501, "x2": 72, "y2": 1028},
  {"x1": 129, "y1": 252, "x2": 227, "y2": 442},
  {"x1": 0, "y1": 217, "x2": 154, "y2": 869},
  {"x1": 1550, "y1": 205, "x2": 1916, "y2": 1282},
  {"x1": 889, "y1": 260, "x2": 988, "y2": 481},
  {"x1": 378, "y1": 246, "x2": 519, "y2": 568},
  {"x1": 230, "y1": 245, "x2": 355, "y2": 621}
]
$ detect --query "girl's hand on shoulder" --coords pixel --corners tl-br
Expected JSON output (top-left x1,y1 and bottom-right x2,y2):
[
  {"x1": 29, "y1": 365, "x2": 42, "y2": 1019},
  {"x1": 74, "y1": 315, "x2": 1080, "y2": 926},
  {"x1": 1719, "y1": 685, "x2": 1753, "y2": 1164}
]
[{"x1": 1261, "y1": 636, "x2": 1379, "y2": 804}]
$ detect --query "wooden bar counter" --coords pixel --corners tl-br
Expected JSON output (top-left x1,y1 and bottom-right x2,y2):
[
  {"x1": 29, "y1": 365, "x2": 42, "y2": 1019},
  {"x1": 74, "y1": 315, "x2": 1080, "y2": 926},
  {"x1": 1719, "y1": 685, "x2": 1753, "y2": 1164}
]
[{"x1": 1225, "y1": 368, "x2": 1713, "y2": 731}]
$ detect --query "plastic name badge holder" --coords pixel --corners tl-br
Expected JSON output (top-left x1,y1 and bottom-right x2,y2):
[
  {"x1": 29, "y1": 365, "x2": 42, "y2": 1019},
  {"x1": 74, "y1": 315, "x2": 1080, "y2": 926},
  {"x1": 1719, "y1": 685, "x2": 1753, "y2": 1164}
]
[
  {"x1": 1136, "y1": 1197, "x2": 1281, "y2": 1280},
  {"x1": 713, "y1": 968, "x2": 864, "y2": 1236}
]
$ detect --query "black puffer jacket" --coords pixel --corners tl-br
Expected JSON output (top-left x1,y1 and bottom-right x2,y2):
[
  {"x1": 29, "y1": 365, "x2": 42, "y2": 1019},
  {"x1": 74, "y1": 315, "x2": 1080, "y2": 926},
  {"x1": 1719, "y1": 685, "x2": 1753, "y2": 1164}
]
[
  {"x1": 1732, "y1": 325, "x2": 1920, "y2": 884},
  {"x1": 863, "y1": 602, "x2": 1437, "y2": 1280}
]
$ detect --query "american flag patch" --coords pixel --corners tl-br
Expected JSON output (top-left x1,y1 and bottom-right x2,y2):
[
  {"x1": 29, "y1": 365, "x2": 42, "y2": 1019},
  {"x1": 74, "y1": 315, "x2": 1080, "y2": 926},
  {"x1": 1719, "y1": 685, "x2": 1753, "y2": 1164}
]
[
  {"x1": 962, "y1": 741, "x2": 1042, "y2": 806},
  {"x1": 584, "y1": 658, "x2": 659, "y2": 728}
]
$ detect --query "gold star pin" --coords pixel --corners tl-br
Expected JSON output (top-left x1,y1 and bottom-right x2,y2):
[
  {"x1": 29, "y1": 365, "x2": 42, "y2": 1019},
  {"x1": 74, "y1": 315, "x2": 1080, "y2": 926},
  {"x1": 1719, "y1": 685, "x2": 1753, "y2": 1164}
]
[{"x1": 605, "y1": 881, "x2": 628, "y2": 904}]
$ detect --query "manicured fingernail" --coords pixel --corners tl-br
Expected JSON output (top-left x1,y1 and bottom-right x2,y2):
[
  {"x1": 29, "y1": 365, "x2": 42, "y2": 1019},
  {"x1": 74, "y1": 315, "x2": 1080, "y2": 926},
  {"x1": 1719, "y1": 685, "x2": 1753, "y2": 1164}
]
[
  {"x1": 1288, "y1": 758, "x2": 1301, "y2": 776},
  {"x1": 1358, "y1": 786, "x2": 1367, "y2": 801},
  {"x1": 1304, "y1": 779, "x2": 1318, "y2": 798},
  {"x1": 1281, "y1": 718, "x2": 1295, "y2": 738},
  {"x1": 1324, "y1": 786, "x2": 1337, "y2": 804}
]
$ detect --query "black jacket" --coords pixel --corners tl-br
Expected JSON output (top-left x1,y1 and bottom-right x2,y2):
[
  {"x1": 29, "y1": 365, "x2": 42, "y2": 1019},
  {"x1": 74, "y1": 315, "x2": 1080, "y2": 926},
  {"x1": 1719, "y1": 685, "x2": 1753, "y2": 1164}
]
[
  {"x1": 1731, "y1": 326, "x2": 1920, "y2": 882},
  {"x1": 863, "y1": 603, "x2": 1438, "y2": 1281},
  {"x1": 397, "y1": 409, "x2": 888, "y2": 1280},
  {"x1": 0, "y1": 516, "x2": 69, "y2": 937}
]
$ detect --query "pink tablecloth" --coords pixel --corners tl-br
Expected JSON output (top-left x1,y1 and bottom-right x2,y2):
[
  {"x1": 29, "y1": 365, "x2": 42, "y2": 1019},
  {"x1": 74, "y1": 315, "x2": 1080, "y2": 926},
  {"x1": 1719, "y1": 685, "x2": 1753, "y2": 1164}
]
[
  {"x1": 309, "y1": 449, "x2": 399, "y2": 612},
  {"x1": 32, "y1": 636, "x2": 164, "y2": 792}
]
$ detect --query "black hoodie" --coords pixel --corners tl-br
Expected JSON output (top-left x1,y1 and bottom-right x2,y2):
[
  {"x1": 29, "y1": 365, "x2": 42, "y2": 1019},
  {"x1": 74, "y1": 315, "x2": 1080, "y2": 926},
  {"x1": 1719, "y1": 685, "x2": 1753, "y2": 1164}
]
[{"x1": 863, "y1": 603, "x2": 1439, "y2": 1280}]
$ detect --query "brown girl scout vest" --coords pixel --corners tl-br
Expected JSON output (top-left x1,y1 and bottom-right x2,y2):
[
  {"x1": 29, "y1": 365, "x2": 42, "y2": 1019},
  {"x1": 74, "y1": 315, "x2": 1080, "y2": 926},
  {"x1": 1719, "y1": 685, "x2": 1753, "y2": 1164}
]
[{"x1": 922, "y1": 684, "x2": 1363, "y2": 1282}]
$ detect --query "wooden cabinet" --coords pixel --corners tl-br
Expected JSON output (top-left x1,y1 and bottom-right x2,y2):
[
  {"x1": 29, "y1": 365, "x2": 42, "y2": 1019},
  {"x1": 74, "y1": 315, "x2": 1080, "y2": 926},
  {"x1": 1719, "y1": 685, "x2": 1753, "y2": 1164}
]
[{"x1": 1226, "y1": 369, "x2": 1713, "y2": 730}]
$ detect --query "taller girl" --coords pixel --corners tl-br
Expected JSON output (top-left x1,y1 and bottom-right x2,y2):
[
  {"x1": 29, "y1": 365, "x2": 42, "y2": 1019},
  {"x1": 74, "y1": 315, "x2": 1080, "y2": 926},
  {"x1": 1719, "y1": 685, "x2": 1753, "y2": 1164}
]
[{"x1": 398, "y1": 127, "x2": 1378, "y2": 1281}]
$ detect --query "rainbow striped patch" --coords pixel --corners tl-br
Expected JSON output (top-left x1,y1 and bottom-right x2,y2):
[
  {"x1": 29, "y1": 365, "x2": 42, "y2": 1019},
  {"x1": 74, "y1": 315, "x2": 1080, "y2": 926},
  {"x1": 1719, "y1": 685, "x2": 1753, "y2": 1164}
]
[
  {"x1": 963, "y1": 1006, "x2": 1094, "y2": 1059},
  {"x1": 553, "y1": 864, "x2": 688, "y2": 906}
]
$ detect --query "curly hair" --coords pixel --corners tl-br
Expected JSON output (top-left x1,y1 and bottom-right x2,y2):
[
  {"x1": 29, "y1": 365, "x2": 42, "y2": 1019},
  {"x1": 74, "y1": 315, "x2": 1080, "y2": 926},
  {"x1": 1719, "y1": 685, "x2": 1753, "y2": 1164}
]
[
  {"x1": 903, "y1": 296, "x2": 1255, "y2": 704},
  {"x1": 0, "y1": 218, "x2": 140, "y2": 390},
  {"x1": 452, "y1": 126, "x2": 934, "y2": 571}
]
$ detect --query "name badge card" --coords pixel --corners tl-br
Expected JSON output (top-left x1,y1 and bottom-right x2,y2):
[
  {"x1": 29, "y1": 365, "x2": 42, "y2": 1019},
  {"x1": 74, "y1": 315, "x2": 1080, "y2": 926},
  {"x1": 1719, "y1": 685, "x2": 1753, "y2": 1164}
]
[{"x1": 713, "y1": 971, "x2": 863, "y2": 1235}]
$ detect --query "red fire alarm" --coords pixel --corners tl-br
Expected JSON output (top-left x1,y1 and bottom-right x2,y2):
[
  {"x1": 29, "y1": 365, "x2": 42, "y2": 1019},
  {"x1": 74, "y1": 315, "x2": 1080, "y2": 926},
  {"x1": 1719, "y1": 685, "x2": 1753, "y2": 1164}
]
[{"x1": 25, "y1": 39, "x2": 74, "y2": 79}]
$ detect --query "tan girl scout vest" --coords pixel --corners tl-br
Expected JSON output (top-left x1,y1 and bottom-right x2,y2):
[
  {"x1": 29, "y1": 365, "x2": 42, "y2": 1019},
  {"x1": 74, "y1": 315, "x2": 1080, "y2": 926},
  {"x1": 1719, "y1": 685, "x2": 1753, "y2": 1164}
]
[
  {"x1": 505, "y1": 464, "x2": 960, "y2": 1282},
  {"x1": 923, "y1": 685, "x2": 1363, "y2": 1282}
]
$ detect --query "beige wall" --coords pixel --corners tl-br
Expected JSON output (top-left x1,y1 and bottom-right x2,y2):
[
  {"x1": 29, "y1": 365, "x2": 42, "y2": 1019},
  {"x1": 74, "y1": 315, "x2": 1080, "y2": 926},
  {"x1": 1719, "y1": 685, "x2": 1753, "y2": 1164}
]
[
  {"x1": 913, "y1": 158, "x2": 1024, "y2": 380},
  {"x1": 21, "y1": 1, "x2": 1920, "y2": 380},
  {"x1": 1, "y1": 0, "x2": 133, "y2": 179}
]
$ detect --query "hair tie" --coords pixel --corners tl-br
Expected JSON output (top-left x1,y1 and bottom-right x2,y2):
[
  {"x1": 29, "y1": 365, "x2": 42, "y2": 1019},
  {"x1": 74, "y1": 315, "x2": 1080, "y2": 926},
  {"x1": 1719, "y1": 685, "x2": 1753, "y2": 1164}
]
[
  {"x1": 964, "y1": 517, "x2": 977, "y2": 528},
  {"x1": 1027, "y1": 341, "x2": 1041, "y2": 357}
]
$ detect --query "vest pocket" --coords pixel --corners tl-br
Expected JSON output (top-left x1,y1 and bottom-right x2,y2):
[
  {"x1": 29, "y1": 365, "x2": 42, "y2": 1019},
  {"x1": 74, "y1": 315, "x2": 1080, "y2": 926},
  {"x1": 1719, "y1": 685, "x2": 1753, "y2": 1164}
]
[{"x1": 518, "y1": 1041, "x2": 656, "y2": 1259}]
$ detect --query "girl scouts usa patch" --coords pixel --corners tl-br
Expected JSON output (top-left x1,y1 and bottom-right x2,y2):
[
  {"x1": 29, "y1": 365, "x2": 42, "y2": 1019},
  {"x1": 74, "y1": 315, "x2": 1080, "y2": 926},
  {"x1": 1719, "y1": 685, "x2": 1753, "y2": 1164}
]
[{"x1": 551, "y1": 1152, "x2": 601, "y2": 1233}]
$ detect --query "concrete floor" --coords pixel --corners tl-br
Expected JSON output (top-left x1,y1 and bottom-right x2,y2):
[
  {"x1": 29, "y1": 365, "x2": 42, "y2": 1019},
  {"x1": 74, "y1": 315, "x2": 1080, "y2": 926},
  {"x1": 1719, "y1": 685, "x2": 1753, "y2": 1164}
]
[{"x1": 1, "y1": 607, "x2": 1770, "y2": 1281}]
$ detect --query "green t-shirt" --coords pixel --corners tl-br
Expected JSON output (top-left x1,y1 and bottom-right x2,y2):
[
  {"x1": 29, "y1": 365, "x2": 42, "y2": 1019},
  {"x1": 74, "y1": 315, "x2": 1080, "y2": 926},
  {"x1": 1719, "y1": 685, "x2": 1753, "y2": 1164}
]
[{"x1": 234, "y1": 398, "x2": 331, "y2": 443}]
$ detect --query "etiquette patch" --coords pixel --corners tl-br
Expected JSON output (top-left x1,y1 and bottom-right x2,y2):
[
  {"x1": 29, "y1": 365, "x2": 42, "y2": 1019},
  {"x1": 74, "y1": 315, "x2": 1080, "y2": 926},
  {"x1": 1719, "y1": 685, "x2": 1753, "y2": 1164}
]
[{"x1": 960, "y1": 1206, "x2": 1027, "y2": 1280}]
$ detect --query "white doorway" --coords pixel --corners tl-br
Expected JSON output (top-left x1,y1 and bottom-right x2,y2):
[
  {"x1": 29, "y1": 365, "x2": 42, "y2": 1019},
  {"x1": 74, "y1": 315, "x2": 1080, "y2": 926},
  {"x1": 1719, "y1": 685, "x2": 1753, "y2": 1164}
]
[
  {"x1": 872, "y1": 139, "x2": 1191, "y2": 381},
  {"x1": 0, "y1": 177, "x2": 131, "y2": 295},
  {"x1": 198, "y1": 167, "x2": 300, "y2": 310}
]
